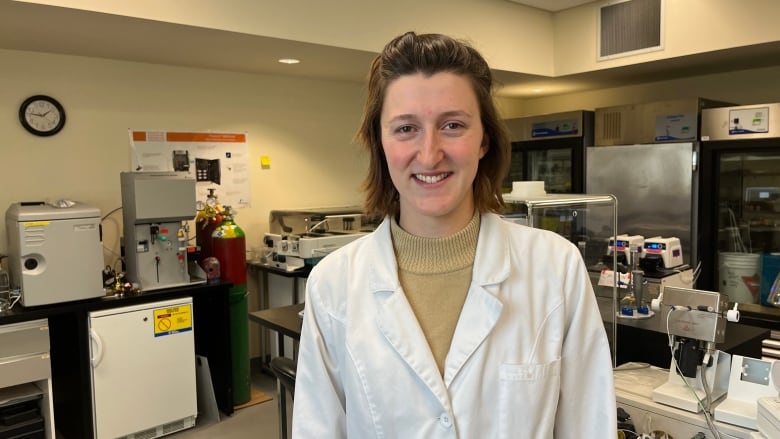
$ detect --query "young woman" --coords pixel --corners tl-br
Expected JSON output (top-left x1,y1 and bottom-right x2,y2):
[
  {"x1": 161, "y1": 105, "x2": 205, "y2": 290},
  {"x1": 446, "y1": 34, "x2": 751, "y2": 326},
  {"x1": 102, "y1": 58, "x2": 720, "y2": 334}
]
[{"x1": 292, "y1": 31, "x2": 616, "y2": 438}]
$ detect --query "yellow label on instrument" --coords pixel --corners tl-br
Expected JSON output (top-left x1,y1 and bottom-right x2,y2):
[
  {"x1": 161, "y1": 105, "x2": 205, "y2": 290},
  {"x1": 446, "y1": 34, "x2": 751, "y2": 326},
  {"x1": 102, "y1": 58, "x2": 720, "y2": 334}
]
[
  {"x1": 23, "y1": 221, "x2": 50, "y2": 227},
  {"x1": 153, "y1": 304, "x2": 193, "y2": 337}
]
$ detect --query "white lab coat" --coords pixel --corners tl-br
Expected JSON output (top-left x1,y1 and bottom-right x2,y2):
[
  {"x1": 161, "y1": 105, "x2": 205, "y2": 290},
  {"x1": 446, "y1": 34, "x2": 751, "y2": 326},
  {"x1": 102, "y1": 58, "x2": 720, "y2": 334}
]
[{"x1": 292, "y1": 213, "x2": 617, "y2": 438}]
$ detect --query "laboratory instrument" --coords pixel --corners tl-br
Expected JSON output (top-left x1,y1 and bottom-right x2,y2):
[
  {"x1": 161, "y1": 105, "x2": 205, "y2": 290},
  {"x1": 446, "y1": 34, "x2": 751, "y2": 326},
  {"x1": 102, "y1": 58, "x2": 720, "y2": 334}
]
[
  {"x1": 263, "y1": 206, "x2": 375, "y2": 268},
  {"x1": 641, "y1": 236, "x2": 685, "y2": 273},
  {"x1": 652, "y1": 286, "x2": 740, "y2": 413},
  {"x1": 619, "y1": 244, "x2": 651, "y2": 318},
  {"x1": 715, "y1": 355, "x2": 778, "y2": 430},
  {"x1": 5, "y1": 201, "x2": 104, "y2": 306},
  {"x1": 756, "y1": 360, "x2": 780, "y2": 438},
  {"x1": 0, "y1": 319, "x2": 55, "y2": 438},
  {"x1": 615, "y1": 363, "x2": 755, "y2": 438},
  {"x1": 88, "y1": 297, "x2": 197, "y2": 438},
  {"x1": 607, "y1": 234, "x2": 645, "y2": 267},
  {"x1": 120, "y1": 172, "x2": 205, "y2": 291}
]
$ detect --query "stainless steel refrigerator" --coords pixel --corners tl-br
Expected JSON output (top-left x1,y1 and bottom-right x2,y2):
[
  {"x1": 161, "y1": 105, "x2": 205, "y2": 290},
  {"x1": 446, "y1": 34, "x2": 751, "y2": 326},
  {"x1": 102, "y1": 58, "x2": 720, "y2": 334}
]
[
  {"x1": 503, "y1": 110, "x2": 593, "y2": 194},
  {"x1": 586, "y1": 142, "x2": 699, "y2": 268},
  {"x1": 585, "y1": 98, "x2": 735, "y2": 274},
  {"x1": 698, "y1": 103, "x2": 780, "y2": 305}
]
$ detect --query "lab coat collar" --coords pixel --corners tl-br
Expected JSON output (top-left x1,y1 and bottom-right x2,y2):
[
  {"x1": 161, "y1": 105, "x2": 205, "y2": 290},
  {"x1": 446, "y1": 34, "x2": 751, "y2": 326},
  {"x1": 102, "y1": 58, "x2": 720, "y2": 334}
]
[
  {"x1": 366, "y1": 213, "x2": 511, "y2": 403},
  {"x1": 366, "y1": 213, "x2": 511, "y2": 292}
]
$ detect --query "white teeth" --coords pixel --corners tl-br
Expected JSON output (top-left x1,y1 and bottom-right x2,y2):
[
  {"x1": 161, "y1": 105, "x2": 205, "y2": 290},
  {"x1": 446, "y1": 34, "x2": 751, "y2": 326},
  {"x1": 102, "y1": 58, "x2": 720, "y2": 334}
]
[{"x1": 415, "y1": 173, "x2": 448, "y2": 184}]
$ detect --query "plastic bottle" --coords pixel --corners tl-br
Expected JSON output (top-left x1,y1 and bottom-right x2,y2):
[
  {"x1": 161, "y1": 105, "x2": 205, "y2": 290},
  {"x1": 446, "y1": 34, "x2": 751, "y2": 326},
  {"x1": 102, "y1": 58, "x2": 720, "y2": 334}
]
[{"x1": 769, "y1": 272, "x2": 780, "y2": 308}]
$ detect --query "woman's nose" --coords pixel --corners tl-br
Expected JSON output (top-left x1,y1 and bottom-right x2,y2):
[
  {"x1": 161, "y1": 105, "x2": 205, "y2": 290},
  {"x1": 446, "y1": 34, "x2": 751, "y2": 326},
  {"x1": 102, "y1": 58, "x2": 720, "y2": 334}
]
[{"x1": 417, "y1": 130, "x2": 443, "y2": 166}]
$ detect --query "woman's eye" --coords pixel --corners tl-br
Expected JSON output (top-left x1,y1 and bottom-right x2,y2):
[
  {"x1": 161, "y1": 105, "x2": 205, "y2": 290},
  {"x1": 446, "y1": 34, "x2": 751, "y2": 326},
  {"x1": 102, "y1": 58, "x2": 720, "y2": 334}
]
[
  {"x1": 397, "y1": 125, "x2": 414, "y2": 134},
  {"x1": 443, "y1": 122, "x2": 463, "y2": 130}
]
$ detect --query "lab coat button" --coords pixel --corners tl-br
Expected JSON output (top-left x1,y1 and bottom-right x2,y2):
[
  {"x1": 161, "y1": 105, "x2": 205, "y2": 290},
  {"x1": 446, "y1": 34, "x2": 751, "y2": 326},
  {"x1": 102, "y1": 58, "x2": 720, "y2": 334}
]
[{"x1": 439, "y1": 413, "x2": 452, "y2": 428}]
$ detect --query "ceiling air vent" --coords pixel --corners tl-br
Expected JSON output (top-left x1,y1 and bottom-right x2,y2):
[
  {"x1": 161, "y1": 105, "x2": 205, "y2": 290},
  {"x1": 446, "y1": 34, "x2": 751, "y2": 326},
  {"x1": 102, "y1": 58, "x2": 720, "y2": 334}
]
[{"x1": 598, "y1": 0, "x2": 663, "y2": 60}]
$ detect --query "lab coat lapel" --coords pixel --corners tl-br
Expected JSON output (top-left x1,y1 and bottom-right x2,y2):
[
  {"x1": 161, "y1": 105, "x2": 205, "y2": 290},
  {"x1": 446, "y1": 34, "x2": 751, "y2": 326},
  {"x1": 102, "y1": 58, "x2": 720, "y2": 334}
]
[
  {"x1": 443, "y1": 213, "x2": 510, "y2": 386},
  {"x1": 374, "y1": 289, "x2": 450, "y2": 405},
  {"x1": 367, "y1": 218, "x2": 451, "y2": 406}
]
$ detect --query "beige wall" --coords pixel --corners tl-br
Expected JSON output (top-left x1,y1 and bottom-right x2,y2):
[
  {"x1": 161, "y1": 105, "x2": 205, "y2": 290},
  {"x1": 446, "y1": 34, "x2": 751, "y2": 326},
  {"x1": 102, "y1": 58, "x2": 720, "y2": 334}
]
[
  {"x1": 4, "y1": 46, "x2": 780, "y2": 269},
  {"x1": 555, "y1": 0, "x2": 780, "y2": 75},
  {"x1": 503, "y1": 64, "x2": 780, "y2": 117},
  {"x1": 0, "y1": 48, "x2": 368, "y2": 266}
]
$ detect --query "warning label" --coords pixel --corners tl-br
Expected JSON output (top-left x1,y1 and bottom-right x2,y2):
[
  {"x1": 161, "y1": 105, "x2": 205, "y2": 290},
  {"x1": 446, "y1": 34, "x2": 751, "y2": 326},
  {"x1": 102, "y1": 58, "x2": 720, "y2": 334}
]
[{"x1": 153, "y1": 304, "x2": 193, "y2": 337}]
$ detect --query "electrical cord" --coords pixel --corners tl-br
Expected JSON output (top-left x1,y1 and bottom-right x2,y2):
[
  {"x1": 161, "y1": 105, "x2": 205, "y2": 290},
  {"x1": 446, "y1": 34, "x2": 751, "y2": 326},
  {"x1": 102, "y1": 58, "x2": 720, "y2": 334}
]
[{"x1": 676, "y1": 260, "x2": 702, "y2": 285}]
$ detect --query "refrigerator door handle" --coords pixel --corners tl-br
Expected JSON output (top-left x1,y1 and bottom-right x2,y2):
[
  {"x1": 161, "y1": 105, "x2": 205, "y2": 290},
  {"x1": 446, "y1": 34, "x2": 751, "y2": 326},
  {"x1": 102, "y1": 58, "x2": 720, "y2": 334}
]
[
  {"x1": 692, "y1": 149, "x2": 698, "y2": 171},
  {"x1": 90, "y1": 328, "x2": 104, "y2": 368}
]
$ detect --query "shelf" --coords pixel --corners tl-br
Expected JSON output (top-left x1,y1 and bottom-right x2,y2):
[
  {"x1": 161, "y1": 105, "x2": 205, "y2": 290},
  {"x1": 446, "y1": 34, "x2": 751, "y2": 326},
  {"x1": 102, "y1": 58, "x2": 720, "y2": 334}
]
[{"x1": 0, "y1": 383, "x2": 42, "y2": 408}]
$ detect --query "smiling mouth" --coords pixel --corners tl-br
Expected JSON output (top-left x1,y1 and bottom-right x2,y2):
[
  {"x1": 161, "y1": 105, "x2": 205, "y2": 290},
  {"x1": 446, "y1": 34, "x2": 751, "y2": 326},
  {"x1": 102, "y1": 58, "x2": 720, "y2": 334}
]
[{"x1": 414, "y1": 173, "x2": 451, "y2": 184}]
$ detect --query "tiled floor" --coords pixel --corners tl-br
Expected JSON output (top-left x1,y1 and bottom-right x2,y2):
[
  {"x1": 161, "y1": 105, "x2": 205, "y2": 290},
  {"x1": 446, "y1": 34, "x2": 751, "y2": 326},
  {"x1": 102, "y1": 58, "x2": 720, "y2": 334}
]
[{"x1": 171, "y1": 365, "x2": 290, "y2": 439}]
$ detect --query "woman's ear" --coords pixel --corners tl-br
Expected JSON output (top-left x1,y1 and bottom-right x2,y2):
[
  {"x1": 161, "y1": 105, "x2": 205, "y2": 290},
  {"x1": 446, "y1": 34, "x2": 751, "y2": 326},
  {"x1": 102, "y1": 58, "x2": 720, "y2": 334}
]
[{"x1": 479, "y1": 134, "x2": 489, "y2": 159}]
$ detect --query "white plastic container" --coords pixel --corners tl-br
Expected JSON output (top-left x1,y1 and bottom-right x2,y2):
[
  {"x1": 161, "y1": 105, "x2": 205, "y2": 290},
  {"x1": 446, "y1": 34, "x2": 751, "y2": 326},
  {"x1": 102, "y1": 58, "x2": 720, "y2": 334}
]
[{"x1": 718, "y1": 252, "x2": 761, "y2": 303}]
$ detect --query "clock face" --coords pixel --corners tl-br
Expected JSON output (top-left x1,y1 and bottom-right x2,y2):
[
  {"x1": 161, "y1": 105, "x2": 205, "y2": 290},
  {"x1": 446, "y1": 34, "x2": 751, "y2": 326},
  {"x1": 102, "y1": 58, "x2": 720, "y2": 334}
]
[{"x1": 19, "y1": 95, "x2": 66, "y2": 136}]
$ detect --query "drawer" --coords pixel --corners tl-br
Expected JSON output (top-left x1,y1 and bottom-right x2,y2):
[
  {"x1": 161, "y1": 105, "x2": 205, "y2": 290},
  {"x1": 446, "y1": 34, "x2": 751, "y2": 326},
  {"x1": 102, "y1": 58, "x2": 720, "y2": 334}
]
[
  {"x1": 0, "y1": 353, "x2": 51, "y2": 388},
  {"x1": 0, "y1": 320, "x2": 49, "y2": 358}
]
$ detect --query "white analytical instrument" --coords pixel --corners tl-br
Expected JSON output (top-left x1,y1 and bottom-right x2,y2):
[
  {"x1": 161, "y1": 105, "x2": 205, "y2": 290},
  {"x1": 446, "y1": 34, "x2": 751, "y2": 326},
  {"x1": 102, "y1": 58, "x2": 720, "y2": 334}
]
[
  {"x1": 263, "y1": 207, "x2": 372, "y2": 269},
  {"x1": 652, "y1": 286, "x2": 741, "y2": 413},
  {"x1": 756, "y1": 360, "x2": 780, "y2": 438},
  {"x1": 608, "y1": 234, "x2": 645, "y2": 266},
  {"x1": 642, "y1": 236, "x2": 684, "y2": 272},
  {"x1": 88, "y1": 297, "x2": 197, "y2": 438},
  {"x1": 121, "y1": 172, "x2": 205, "y2": 291},
  {"x1": 616, "y1": 364, "x2": 755, "y2": 438},
  {"x1": 715, "y1": 356, "x2": 778, "y2": 430},
  {"x1": 5, "y1": 201, "x2": 105, "y2": 306}
]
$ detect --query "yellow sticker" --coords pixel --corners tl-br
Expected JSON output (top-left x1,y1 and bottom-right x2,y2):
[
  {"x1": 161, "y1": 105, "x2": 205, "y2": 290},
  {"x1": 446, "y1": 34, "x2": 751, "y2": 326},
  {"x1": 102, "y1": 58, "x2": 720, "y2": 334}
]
[
  {"x1": 23, "y1": 221, "x2": 50, "y2": 227},
  {"x1": 153, "y1": 304, "x2": 193, "y2": 337}
]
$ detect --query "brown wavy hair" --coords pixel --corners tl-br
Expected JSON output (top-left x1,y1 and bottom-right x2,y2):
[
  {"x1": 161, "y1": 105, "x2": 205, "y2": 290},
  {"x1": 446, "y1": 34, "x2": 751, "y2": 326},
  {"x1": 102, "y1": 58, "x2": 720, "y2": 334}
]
[{"x1": 356, "y1": 31, "x2": 510, "y2": 219}]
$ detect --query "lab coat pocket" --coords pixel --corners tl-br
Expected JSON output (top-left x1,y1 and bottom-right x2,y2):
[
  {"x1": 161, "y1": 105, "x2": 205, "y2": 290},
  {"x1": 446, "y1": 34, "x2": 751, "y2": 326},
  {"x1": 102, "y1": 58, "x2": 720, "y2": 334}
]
[{"x1": 497, "y1": 359, "x2": 561, "y2": 439}]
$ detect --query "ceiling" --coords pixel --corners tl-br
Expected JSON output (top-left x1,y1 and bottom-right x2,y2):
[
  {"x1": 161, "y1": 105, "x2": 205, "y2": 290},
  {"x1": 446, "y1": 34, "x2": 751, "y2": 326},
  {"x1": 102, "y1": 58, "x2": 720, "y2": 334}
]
[
  {"x1": 507, "y1": 0, "x2": 597, "y2": 12},
  {"x1": 2, "y1": 1, "x2": 780, "y2": 99}
]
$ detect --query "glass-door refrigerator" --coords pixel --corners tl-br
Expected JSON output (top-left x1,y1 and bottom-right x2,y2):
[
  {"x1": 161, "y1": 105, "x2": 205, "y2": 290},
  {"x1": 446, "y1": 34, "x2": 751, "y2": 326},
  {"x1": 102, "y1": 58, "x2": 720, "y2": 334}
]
[
  {"x1": 503, "y1": 110, "x2": 593, "y2": 194},
  {"x1": 698, "y1": 103, "x2": 780, "y2": 306}
]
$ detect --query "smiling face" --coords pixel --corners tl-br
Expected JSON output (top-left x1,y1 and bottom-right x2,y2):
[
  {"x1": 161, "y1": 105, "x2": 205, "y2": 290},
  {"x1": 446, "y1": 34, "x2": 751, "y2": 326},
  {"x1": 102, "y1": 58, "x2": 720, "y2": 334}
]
[{"x1": 380, "y1": 72, "x2": 488, "y2": 237}]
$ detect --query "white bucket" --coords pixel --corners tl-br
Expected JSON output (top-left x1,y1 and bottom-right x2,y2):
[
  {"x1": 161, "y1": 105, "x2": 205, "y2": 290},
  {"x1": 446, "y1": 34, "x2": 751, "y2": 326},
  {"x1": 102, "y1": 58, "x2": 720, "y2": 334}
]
[{"x1": 718, "y1": 252, "x2": 761, "y2": 303}]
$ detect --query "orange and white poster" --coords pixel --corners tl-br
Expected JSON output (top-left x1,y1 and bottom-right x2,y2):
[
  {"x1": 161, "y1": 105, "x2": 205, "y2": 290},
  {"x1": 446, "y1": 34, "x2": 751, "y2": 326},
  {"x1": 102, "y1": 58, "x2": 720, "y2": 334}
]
[{"x1": 129, "y1": 130, "x2": 250, "y2": 208}]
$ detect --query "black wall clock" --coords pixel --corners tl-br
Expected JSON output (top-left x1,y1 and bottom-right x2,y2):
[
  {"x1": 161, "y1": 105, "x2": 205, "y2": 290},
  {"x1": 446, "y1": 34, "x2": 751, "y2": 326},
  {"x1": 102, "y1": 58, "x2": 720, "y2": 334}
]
[{"x1": 19, "y1": 95, "x2": 66, "y2": 136}]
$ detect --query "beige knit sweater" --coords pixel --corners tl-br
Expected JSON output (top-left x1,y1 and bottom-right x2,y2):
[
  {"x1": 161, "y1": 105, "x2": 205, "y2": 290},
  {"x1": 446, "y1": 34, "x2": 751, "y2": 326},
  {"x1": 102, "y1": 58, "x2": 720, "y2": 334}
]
[{"x1": 390, "y1": 212, "x2": 480, "y2": 375}]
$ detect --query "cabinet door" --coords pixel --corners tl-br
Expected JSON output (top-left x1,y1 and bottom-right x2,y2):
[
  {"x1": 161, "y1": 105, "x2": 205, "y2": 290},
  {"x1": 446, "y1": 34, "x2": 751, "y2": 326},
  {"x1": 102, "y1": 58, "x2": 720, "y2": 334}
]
[{"x1": 89, "y1": 300, "x2": 196, "y2": 438}]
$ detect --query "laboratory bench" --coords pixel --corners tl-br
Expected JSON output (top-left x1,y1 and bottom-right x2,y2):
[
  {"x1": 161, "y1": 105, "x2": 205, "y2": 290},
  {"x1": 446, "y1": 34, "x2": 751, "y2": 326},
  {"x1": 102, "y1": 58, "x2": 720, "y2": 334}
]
[
  {"x1": 0, "y1": 281, "x2": 234, "y2": 439},
  {"x1": 733, "y1": 303, "x2": 780, "y2": 331},
  {"x1": 247, "y1": 261, "x2": 310, "y2": 369},
  {"x1": 597, "y1": 296, "x2": 770, "y2": 368}
]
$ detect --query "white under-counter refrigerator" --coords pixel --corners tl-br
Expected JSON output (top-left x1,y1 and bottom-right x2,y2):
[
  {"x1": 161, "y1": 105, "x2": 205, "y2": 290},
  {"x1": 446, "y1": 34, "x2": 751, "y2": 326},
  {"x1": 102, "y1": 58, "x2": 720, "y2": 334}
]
[{"x1": 88, "y1": 297, "x2": 197, "y2": 439}]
